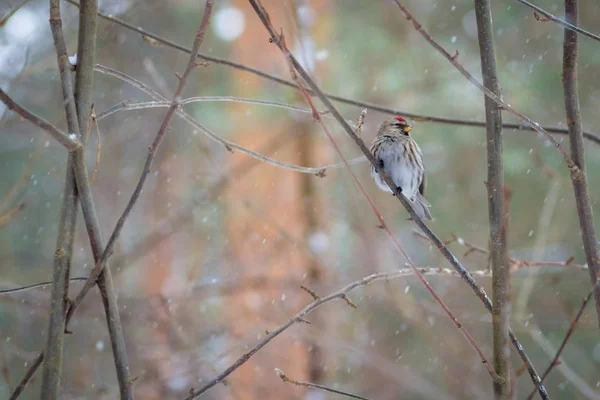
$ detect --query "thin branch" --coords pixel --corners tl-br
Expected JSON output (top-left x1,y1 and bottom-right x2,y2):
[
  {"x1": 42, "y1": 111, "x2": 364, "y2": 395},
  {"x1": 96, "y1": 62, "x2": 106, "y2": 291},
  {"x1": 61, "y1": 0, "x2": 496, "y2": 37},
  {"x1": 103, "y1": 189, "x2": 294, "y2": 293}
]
[
  {"x1": 185, "y1": 271, "x2": 431, "y2": 399},
  {"x1": 392, "y1": 0, "x2": 579, "y2": 182},
  {"x1": 12, "y1": 0, "x2": 214, "y2": 394},
  {"x1": 71, "y1": 1, "x2": 135, "y2": 398},
  {"x1": 0, "y1": 202, "x2": 25, "y2": 227},
  {"x1": 0, "y1": 89, "x2": 81, "y2": 151},
  {"x1": 8, "y1": 353, "x2": 42, "y2": 400},
  {"x1": 39, "y1": 0, "x2": 87, "y2": 396},
  {"x1": 64, "y1": 0, "x2": 600, "y2": 146},
  {"x1": 275, "y1": 368, "x2": 372, "y2": 400},
  {"x1": 0, "y1": 0, "x2": 33, "y2": 27},
  {"x1": 0, "y1": 277, "x2": 88, "y2": 295},
  {"x1": 0, "y1": 268, "x2": 509, "y2": 297},
  {"x1": 276, "y1": 20, "x2": 497, "y2": 379},
  {"x1": 474, "y1": 1, "x2": 510, "y2": 397},
  {"x1": 94, "y1": 65, "x2": 365, "y2": 176},
  {"x1": 90, "y1": 106, "x2": 101, "y2": 182},
  {"x1": 65, "y1": 0, "x2": 214, "y2": 336},
  {"x1": 561, "y1": 0, "x2": 600, "y2": 327},
  {"x1": 526, "y1": 322, "x2": 598, "y2": 400},
  {"x1": 97, "y1": 97, "x2": 334, "y2": 119},
  {"x1": 249, "y1": 1, "x2": 549, "y2": 398},
  {"x1": 41, "y1": 0, "x2": 132, "y2": 397},
  {"x1": 355, "y1": 108, "x2": 367, "y2": 136},
  {"x1": 413, "y1": 230, "x2": 587, "y2": 272},
  {"x1": 515, "y1": 0, "x2": 600, "y2": 42},
  {"x1": 526, "y1": 287, "x2": 595, "y2": 399}
]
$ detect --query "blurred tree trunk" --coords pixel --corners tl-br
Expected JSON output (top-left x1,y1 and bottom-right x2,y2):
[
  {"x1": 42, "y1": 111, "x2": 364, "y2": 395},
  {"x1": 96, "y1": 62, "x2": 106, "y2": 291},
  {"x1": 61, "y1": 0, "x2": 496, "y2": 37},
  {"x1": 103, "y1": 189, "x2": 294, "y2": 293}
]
[{"x1": 298, "y1": 122, "x2": 326, "y2": 384}]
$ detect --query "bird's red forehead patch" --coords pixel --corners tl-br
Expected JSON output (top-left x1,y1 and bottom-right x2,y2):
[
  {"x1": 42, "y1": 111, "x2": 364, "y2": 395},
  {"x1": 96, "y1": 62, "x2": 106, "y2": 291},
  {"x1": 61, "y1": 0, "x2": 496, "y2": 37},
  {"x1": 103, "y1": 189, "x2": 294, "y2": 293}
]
[{"x1": 395, "y1": 116, "x2": 406, "y2": 123}]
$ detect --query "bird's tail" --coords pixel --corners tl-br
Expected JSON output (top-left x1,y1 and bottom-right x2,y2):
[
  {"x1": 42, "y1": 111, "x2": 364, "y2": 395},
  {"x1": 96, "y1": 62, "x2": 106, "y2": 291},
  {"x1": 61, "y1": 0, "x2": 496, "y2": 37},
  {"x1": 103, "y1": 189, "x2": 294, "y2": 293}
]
[{"x1": 413, "y1": 193, "x2": 433, "y2": 221}]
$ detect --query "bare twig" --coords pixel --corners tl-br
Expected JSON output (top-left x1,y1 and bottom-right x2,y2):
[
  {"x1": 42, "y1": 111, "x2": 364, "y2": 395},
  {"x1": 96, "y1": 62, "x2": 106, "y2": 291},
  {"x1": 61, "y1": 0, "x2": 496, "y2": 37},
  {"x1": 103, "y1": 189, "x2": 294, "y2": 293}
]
[
  {"x1": 0, "y1": 202, "x2": 25, "y2": 227},
  {"x1": 70, "y1": 2, "x2": 135, "y2": 394},
  {"x1": 0, "y1": 89, "x2": 81, "y2": 151},
  {"x1": 392, "y1": 1, "x2": 578, "y2": 183},
  {"x1": 561, "y1": 0, "x2": 600, "y2": 326},
  {"x1": 0, "y1": 277, "x2": 88, "y2": 295},
  {"x1": 12, "y1": 0, "x2": 214, "y2": 396},
  {"x1": 355, "y1": 109, "x2": 367, "y2": 136},
  {"x1": 275, "y1": 368, "x2": 372, "y2": 400},
  {"x1": 515, "y1": 0, "x2": 600, "y2": 42},
  {"x1": 97, "y1": 97, "x2": 333, "y2": 119},
  {"x1": 65, "y1": 0, "x2": 214, "y2": 339},
  {"x1": 249, "y1": 1, "x2": 549, "y2": 398},
  {"x1": 527, "y1": 323, "x2": 598, "y2": 400},
  {"x1": 90, "y1": 106, "x2": 101, "y2": 182},
  {"x1": 526, "y1": 288, "x2": 595, "y2": 399},
  {"x1": 277, "y1": 18, "x2": 496, "y2": 378},
  {"x1": 64, "y1": 0, "x2": 600, "y2": 146},
  {"x1": 0, "y1": 267, "x2": 497, "y2": 297},
  {"x1": 186, "y1": 271, "x2": 431, "y2": 399},
  {"x1": 0, "y1": 0, "x2": 33, "y2": 27},
  {"x1": 8, "y1": 353, "x2": 42, "y2": 400},
  {"x1": 91, "y1": 92, "x2": 366, "y2": 175},
  {"x1": 414, "y1": 230, "x2": 587, "y2": 272},
  {"x1": 474, "y1": 2, "x2": 510, "y2": 397},
  {"x1": 38, "y1": 1, "x2": 87, "y2": 397}
]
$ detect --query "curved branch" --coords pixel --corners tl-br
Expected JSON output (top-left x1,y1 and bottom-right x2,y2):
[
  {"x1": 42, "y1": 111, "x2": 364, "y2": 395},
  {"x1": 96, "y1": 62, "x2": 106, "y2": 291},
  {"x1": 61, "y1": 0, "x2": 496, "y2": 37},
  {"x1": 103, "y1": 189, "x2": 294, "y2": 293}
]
[
  {"x1": 526, "y1": 287, "x2": 595, "y2": 399},
  {"x1": 249, "y1": 1, "x2": 550, "y2": 398},
  {"x1": 64, "y1": 0, "x2": 600, "y2": 146},
  {"x1": 0, "y1": 277, "x2": 87, "y2": 295},
  {"x1": 94, "y1": 65, "x2": 366, "y2": 175},
  {"x1": 515, "y1": 0, "x2": 600, "y2": 42},
  {"x1": 0, "y1": 89, "x2": 81, "y2": 151},
  {"x1": 185, "y1": 271, "x2": 433, "y2": 399}
]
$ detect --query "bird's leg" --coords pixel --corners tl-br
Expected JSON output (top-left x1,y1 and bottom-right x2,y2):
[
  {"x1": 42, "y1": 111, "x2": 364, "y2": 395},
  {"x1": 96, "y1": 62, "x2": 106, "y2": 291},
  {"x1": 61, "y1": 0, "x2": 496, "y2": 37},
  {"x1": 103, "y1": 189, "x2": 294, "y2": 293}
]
[
  {"x1": 374, "y1": 159, "x2": 384, "y2": 174},
  {"x1": 392, "y1": 186, "x2": 402, "y2": 196}
]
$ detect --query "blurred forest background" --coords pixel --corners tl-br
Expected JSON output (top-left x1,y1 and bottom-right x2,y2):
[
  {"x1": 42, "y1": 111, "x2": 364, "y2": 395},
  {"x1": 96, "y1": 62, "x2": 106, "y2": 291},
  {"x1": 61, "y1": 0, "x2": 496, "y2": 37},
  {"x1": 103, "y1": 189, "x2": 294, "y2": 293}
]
[{"x1": 1, "y1": 0, "x2": 600, "y2": 399}]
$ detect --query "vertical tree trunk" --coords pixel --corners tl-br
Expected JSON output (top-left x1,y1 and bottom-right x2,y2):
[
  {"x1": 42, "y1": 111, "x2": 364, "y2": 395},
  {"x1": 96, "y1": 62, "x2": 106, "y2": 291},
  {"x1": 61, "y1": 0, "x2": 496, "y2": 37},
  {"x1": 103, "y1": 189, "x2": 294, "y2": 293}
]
[
  {"x1": 474, "y1": 1, "x2": 511, "y2": 398},
  {"x1": 562, "y1": 0, "x2": 600, "y2": 326}
]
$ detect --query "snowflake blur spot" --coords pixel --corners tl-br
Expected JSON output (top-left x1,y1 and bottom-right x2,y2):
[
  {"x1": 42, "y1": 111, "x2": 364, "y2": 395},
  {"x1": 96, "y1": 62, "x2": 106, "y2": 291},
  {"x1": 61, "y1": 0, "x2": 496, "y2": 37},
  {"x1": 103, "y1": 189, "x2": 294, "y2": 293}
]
[
  {"x1": 308, "y1": 231, "x2": 330, "y2": 254},
  {"x1": 213, "y1": 6, "x2": 245, "y2": 42}
]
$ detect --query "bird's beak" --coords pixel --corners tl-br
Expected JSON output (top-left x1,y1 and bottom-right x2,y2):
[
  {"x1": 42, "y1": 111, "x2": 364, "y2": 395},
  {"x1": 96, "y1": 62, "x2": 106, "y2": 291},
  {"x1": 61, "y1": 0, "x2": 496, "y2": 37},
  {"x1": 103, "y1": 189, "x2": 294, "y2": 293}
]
[{"x1": 403, "y1": 125, "x2": 412, "y2": 133}]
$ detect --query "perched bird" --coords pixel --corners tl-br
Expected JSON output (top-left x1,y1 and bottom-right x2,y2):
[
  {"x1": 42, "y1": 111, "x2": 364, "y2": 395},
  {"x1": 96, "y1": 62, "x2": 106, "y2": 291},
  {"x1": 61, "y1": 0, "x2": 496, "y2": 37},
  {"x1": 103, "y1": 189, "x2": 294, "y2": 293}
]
[{"x1": 370, "y1": 116, "x2": 433, "y2": 220}]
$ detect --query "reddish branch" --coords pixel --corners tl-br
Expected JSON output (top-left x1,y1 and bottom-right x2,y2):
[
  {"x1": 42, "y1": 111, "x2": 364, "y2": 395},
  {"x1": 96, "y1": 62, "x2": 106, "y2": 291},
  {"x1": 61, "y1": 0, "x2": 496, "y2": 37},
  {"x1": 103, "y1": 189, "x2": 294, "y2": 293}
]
[
  {"x1": 66, "y1": 0, "x2": 214, "y2": 324},
  {"x1": 7, "y1": 1, "x2": 215, "y2": 398},
  {"x1": 516, "y1": 0, "x2": 600, "y2": 42},
  {"x1": 278, "y1": 23, "x2": 498, "y2": 379},
  {"x1": 184, "y1": 270, "x2": 463, "y2": 399},
  {"x1": 275, "y1": 368, "x2": 372, "y2": 400},
  {"x1": 246, "y1": 1, "x2": 549, "y2": 398},
  {"x1": 413, "y1": 230, "x2": 586, "y2": 273},
  {"x1": 65, "y1": 0, "x2": 600, "y2": 146},
  {"x1": 526, "y1": 288, "x2": 595, "y2": 399},
  {"x1": 391, "y1": 1, "x2": 578, "y2": 184}
]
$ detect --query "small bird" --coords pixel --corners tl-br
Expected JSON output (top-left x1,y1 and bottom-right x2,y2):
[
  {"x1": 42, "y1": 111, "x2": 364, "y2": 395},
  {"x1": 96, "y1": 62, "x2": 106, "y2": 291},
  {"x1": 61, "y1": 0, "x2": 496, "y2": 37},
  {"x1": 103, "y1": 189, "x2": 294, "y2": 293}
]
[{"x1": 370, "y1": 116, "x2": 433, "y2": 220}]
